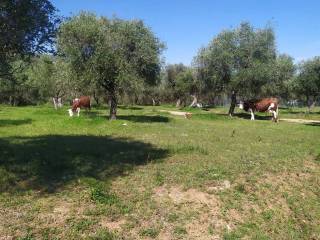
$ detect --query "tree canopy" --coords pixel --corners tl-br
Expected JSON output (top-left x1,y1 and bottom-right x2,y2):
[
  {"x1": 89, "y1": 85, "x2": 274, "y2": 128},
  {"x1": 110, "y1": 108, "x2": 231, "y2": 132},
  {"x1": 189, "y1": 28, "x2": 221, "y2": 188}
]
[
  {"x1": 291, "y1": 57, "x2": 320, "y2": 109},
  {"x1": 57, "y1": 12, "x2": 164, "y2": 119},
  {"x1": 0, "y1": 0, "x2": 60, "y2": 79},
  {"x1": 194, "y1": 22, "x2": 296, "y2": 114},
  {"x1": 0, "y1": 2, "x2": 319, "y2": 110}
]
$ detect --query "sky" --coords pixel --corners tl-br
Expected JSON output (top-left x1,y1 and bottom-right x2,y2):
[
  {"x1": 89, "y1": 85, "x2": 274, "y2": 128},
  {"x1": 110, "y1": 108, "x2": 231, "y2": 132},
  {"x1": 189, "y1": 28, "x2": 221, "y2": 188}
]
[{"x1": 52, "y1": 0, "x2": 320, "y2": 65}]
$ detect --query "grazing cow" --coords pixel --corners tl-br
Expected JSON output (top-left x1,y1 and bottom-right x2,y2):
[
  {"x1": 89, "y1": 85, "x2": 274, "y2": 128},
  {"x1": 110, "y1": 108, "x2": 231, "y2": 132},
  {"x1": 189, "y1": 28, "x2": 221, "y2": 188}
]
[
  {"x1": 239, "y1": 98, "x2": 279, "y2": 122},
  {"x1": 68, "y1": 96, "x2": 91, "y2": 117}
]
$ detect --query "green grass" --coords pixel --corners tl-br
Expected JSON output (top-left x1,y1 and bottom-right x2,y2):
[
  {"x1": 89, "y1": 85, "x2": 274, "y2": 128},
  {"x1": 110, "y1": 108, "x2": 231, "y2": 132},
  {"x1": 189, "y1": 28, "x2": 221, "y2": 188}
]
[{"x1": 0, "y1": 104, "x2": 319, "y2": 239}]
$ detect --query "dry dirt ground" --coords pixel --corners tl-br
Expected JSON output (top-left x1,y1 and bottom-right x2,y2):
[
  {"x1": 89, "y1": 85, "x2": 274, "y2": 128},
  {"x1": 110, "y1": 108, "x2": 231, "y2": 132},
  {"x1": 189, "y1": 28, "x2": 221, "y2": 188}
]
[{"x1": 280, "y1": 118, "x2": 320, "y2": 124}]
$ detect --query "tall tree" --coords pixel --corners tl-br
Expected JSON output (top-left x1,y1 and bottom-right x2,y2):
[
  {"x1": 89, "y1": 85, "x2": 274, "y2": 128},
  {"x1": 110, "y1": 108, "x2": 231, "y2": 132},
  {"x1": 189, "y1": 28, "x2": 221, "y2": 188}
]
[
  {"x1": 195, "y1": 22, "x2": 279, "y2": 115},
  {"x1": 193, "y1": 30, "x2": 235, "y2": 106},
  {"x1": 261, "y1": 54, "x2": 295, "y2": 99},
  {"x1": 291, "y1": 57, "x2": 320, "y2": 111},
  {"x1": 174, "y1": 68, "x2": 196, "y2": 107},
  {"x1": 228, "y1": 22, "x2": 276, "y2": 115},
  {"x1": 57, "y1": 13, "x2": 164, "y2": 119},
  {"x1": 162, "y1": 64, "x2": 188, "y2": 106},
  {"x1": 0, "y1": 0, "x2": 60, "y2": 79},
  {"x1": 27, "y1": 55, "x2": 73, "y2": 102}
]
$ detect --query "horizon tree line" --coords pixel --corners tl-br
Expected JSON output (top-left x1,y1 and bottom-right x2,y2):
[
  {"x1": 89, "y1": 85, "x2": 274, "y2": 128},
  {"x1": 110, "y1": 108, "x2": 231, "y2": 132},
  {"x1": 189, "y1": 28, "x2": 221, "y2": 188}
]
[{"x1": 1, "y1": 0, "x2": 320, "y2": 118}]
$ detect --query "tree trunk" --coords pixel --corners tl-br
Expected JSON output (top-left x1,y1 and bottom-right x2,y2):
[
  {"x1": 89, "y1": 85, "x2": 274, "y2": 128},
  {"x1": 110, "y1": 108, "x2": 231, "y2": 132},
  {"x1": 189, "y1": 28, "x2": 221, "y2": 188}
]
[
  {"x1": 306, "y1": 97, "x2": 316, "y2": 113},
  {"x1": 93, "y1": 91, "x2": 99, "y2": 105},
  {"x1": 208, "y1": 94, "x2": 216, "y2": 107},
  {"x1": 228, "y1": 91, "x2": 237, "y2": 117},
  {"x1": 53, "y1": 97, "x2": 57, "y2": 109},
  {"x1": 176, "y1": 98, "x2": 181, "y2": 108},
  {"x1": 9, "y1": 96, "x2": 13, "y2": 106},
  {"x1": 109, "y1": 92, "x2": 117, "y2": 120},
  {"x1": 306, "y1": 95, "x2": 312, "y2": 113},
  {"x1": 189, "y1": 95, "x2": 198, "y2": 107}
]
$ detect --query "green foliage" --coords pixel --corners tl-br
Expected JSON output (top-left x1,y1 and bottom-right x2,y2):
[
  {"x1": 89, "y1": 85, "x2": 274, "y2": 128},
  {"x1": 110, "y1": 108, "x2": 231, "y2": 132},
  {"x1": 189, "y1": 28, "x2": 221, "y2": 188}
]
[
  {"x1": 0, "y1": 59, "x2": 37, "y2": 105},
  {"x1": 261, "y1": 54, "x2": 295, "y2": 98},
  {"x1": 27, "y1": 55, "x2": 74, "y2": 101},
  {"x1": 175, "y1": 68, "x2": 196, "y2": 98},
  {"x1": 162, "y1": 64, "x2": 196, "y2": 105},
  {"x1": 57, "y1": 12, "x2": 164, "y2": 118},
  {"x1": 194, "y1": 30, "x2": 235, "y2": 102},
  {"x1": 194, "y1": 22, "x2": 295, "y2": 107},
  {"x1": 291, "y1": 57, "x2": 320, "y2": 107},
  {"x1": 0, "y1": 0, "x2": 60, "y2": 79}
]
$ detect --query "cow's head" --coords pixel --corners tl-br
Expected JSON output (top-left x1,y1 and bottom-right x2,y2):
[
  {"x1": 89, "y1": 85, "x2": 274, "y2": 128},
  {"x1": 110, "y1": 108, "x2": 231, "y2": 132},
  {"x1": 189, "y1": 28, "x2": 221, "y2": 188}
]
[
  {"x1": 238, "y1": 101, "x2": 244, "y2": 110},
  {"x1": 68, "y1": 109, "x2": 74, "y2": 117}
]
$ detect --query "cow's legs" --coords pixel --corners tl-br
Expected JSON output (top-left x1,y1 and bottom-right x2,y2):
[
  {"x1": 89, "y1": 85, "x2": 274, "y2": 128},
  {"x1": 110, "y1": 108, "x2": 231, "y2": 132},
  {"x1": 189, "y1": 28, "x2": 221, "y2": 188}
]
[
  {"x1": 249, "y1": 108, "x2": 255, "y2": 120},
  {"x1": 77, "y1": 107, "x2": 80, "y2": 117},
  {"x1": 68, "y1": 109, "x2": 73, "y2": 117},
  {"x1": 267, "y1": 103, "x2": 278, "y2": 122},
  {"x1": 272, "y1": 109, "x2": 278, "y2": 122}
]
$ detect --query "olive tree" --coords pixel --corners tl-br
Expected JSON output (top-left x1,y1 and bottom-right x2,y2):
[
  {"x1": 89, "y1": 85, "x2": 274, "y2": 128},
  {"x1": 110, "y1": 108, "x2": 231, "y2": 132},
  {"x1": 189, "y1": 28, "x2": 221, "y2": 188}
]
[
  {"x1": 27, "y1": 55, "x2": 73, "y2": 103},
  {"x1": 0, "y1": 0, "x2": 60, "y2": 79},
  {"x1": 194, "y1": 22, "x2": 291, "y2": 115},
  {"x1": 162, "y1": 64, "x2": 197, "y2": 107},
  {"x1": 261, "y1": 54, "x2": 295, "y2": 100},
  {"x1": 175, "y1": 68, "x2": 196, "y2": 107},
  {"x1": 291, "y1": 57, "x2": 320, "y2": 111},
  {"x1": 57, "y1": 13, "x2": 164, "y2": 119},
  {"x1": 227, "y1": 23, "x2": 277, "y2": 115},
  {"x1": 193, "y1": 30, "x2": 235, "y2": 106}
]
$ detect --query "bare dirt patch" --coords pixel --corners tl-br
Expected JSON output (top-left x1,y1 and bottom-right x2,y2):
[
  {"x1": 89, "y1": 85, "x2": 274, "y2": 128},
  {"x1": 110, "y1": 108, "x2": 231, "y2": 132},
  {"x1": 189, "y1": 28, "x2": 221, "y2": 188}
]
[
  {"x1": 154, "y1": 186, "x2": 220, "y2": 207},
  {"x1": 154, "y1": 186, "x2": 227, "y2": 239},
  {"x1": 159, "y1": 110, "x2": 192, "y2": 118},
  {"x1": 37, "y1": 200, "x2": 74, "y2": 228},
  {"x1": 206, "y1": 180, "x2": 231, "y2": 192},
  {"x1": 225, "y1": 160, "x2": 320, "y2": 228},
  {"x1": 99, "y1": 218, "x2": 126, "y2": 231}
]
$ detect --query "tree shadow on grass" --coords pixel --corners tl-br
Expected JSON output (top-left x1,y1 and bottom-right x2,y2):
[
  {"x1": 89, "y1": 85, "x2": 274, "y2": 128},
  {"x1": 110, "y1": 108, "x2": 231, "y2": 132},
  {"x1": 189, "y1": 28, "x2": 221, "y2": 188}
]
[
  {"x1": 85, "y1": 110, "x2": 102, "y2": 118},
  {"x1": 117, "y1": 115, "x2": 169, "y2": 123},
  {"x1": 304, "y1": 122, "x2": 320, "y2": 127},
  {"x1": 0, "y1": 119, "x2": 32, "y2": 127},
  {"x1": 233, "y1": 113, "x2": 272, "y2": 121},
  {"x1": 118, "y1": 106, "x2": 144, "y2": 110},
  {"x1": 0, "y1": 135, "x2": 168, "y2": 192},
  {"x1": 285, "y1": 111, "x2": 320, "y2": 115}
]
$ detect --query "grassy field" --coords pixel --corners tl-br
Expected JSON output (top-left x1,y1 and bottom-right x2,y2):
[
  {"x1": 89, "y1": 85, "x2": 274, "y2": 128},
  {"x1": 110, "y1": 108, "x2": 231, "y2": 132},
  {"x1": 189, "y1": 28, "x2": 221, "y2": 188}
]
[{"x1": 0, "y1": 104, "x2": 319, "y2": 240}]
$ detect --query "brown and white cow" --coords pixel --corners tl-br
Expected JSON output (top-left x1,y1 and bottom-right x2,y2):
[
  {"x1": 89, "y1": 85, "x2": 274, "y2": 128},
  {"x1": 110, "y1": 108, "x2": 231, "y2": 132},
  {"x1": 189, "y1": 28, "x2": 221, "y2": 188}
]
[
  {"x1": 239, "y1": 98, "x2": 279, "y2": 122},
  {"x1": 68, "y1": 96, "x2": 91, "y2": 117}
]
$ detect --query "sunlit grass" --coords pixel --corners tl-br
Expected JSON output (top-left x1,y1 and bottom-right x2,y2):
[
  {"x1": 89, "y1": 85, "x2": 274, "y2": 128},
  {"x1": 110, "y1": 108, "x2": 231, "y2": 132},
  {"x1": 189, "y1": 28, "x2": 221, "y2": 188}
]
[{"x1": 0, "y1": 104, "x2": 319, "y2": 239}]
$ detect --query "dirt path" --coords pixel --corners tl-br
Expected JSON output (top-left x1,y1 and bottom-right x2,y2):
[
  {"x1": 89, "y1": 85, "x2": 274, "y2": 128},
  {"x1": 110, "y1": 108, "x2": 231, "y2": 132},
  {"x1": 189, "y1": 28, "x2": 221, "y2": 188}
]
[
  {"x1": 159, "y1": 110, "x2": 319, "y2": 124},
  {"x1": 280, "y1": 118, "x2": 320, "y2": 124},
  {"x1": 159, "y1": 110, "x2": 192, "y2": 118}
]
